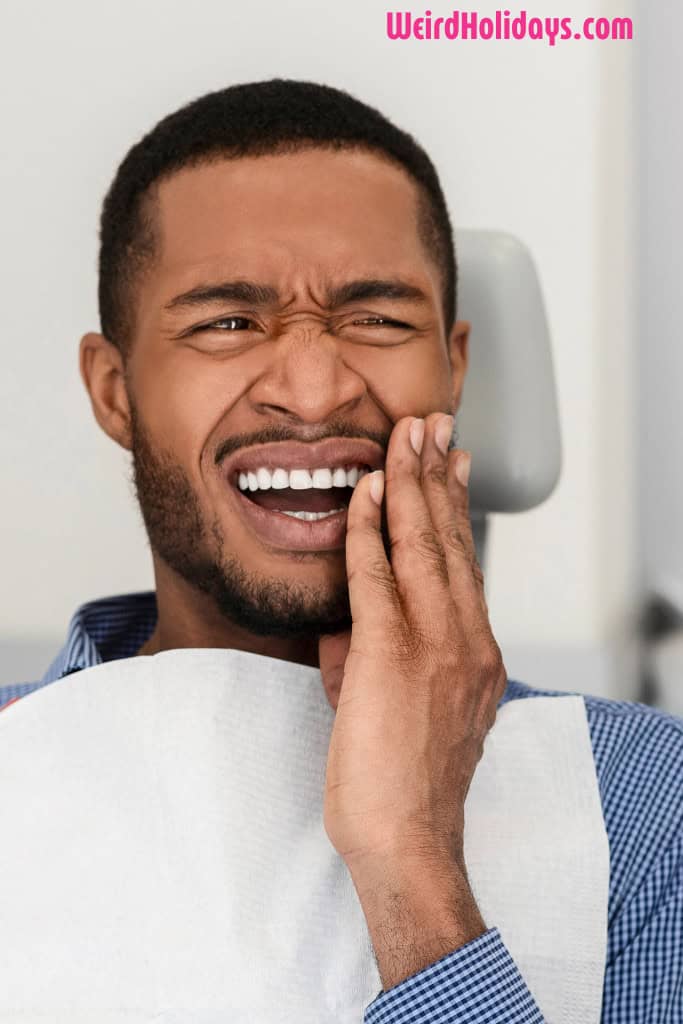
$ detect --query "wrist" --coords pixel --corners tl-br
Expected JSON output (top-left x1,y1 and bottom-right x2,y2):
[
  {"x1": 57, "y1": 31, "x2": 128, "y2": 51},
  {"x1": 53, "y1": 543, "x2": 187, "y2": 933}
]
[
  {"x1": 345, "y1": 837, "x2": 467, "y2": 891},
  {"x1": 347, "y1": 848, "x2": 488, "y2": 991},
  {"x1": 349, "y1": 847, "x2": 481, "y2": 925}
]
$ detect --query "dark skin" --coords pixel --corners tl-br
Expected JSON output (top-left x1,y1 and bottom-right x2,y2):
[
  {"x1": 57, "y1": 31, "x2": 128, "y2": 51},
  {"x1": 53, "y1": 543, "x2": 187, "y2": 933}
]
[
  {"x1": 80, "y1": 148, "x2": 469, "y2": 670},
  {"x1": 80, "y1": 147, "x2": 508, "y2": 991}
]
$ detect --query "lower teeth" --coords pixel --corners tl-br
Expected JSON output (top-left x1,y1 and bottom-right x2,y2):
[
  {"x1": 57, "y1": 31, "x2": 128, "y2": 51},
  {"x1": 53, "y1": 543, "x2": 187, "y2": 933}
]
[{"x1": 277, "y1": 508, "x2": 346, "y2": 521}]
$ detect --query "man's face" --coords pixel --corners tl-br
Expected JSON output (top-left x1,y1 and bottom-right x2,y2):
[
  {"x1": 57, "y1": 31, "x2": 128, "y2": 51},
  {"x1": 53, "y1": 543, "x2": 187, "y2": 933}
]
[{"x1": 101, "y1": 148, "x2": 467, "y2": 637}]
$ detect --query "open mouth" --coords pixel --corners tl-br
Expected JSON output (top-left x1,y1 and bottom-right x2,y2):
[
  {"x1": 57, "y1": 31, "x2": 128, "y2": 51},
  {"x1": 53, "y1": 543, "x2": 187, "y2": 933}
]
[
  {"x1": 235, "y1": 463, "x2": 370, "y2": 519},
  {"x1": 226, "y1": 462, "x2": 373, "y2": 551},
  {"x1": 239, "y1": 486, "x2": 352, "y2": 521}
]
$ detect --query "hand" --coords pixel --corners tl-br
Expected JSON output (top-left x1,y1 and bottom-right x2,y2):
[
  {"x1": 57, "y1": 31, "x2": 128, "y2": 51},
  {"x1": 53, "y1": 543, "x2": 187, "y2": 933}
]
[{"x1": 319, "y1": 413, "x2": 508, "y2": 875}]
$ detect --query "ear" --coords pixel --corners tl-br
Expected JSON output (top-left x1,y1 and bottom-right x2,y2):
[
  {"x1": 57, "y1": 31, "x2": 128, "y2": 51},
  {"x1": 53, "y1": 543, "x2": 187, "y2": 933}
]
[
  {"x1": 79, "y1": 332, "x2": 134, "y2": 451},
  {"x1": 447, "y1": 319, "x2": 470, "y2": 410}
]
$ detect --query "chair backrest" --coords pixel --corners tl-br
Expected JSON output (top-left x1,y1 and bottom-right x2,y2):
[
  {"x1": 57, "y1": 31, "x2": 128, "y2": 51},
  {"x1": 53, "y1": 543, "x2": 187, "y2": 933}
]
[{"x1": 455, "y1": 230, "x2": 562, "y2": 568}]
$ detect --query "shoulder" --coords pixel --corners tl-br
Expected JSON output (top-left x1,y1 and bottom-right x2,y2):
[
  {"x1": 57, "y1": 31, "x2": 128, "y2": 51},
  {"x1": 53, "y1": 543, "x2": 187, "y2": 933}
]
[
  {"x1": 0, "y1": 679, "x2": 51, "y2": 711},
  {"x1": 504, "y1": 677, "x2": 683, "y2": 806},
  {"x1": 0, "y1": 651, "x2": 69, "y2": 711},
  {"x1": 0, "y1": 590, "x2": 157, "y2": 714},
  {"x1": 504, "y1": 678, "x2": 683, "y2": 918},
  {"x1": 503, "y1": 676, "x2": 683, "y2": 777}
]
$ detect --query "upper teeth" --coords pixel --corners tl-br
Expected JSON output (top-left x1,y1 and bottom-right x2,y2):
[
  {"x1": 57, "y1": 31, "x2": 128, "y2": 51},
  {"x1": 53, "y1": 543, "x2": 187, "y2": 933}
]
[{"x1": 237, "y1": 465, "x2": 369, "y2": 492}]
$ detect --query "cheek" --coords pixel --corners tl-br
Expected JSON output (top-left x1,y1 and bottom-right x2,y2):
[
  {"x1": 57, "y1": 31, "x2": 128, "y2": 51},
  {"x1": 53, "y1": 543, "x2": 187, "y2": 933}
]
[
  {"x1": 352, "y1": 344, "x2": 453, "y2": 417},
  {"x1": 136, "y1": 352, "x2": 244, "y2": 465}
]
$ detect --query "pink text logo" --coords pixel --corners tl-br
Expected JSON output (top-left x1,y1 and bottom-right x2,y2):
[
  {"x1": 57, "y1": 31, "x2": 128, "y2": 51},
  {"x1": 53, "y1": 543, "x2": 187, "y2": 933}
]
[{"x1": 386, "y1": 9, "x2": 634, "y2": 46}]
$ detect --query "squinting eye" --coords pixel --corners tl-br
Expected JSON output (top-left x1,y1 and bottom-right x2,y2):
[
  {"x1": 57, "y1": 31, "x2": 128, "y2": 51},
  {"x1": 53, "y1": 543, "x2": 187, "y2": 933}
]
[
  {"x1": 353, "y1": 317, "x2": 411, "y2": 328},
  {"x1": 197, "y1": 316, "x2": 254, "y2": 332}
]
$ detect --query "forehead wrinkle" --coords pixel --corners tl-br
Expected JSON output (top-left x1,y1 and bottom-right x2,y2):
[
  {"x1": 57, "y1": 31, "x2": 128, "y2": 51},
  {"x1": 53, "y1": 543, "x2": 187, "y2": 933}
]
[
  {"x1": 152, "y1": 177, "x2": 439, "y2": 317},
  {"x1": 279, "y1": 283, "x2": 309, "y2": 311},
  {"x1": 119, "y1": 149, "x2": 453, "y2": 354}
]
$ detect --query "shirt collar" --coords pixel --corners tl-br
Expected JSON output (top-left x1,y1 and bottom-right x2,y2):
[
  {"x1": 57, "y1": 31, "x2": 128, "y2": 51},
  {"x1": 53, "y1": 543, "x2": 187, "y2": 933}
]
[
  {"x1": 40, "y1": 590, "x2": 518, "y2": 707},
  {"x1": 41, "y1": 591, "x2": 158, "y2": 684}
]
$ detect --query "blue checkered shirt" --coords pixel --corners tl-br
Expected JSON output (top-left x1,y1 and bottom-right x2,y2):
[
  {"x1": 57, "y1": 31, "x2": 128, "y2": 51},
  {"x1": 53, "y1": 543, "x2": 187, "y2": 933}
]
[{"x1": 1, "y1": 591, "x2": 682, "y2": 1022}]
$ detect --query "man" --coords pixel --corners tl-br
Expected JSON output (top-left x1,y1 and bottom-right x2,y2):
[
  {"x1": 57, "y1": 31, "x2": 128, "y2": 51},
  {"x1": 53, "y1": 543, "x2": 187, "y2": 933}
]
[{"x1": 1, "y1": 79, "x2": 681, "y2": 1021}]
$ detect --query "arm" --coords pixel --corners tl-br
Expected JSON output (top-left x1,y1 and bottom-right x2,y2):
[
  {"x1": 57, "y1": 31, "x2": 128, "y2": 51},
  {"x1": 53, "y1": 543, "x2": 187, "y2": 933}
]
[
  {"x1": 319, "y1": 413, "x2": 541, "y2": 1021},
  {"x1": 364, "y1": 930, "x2": 544, "y2": 1024},
  {"x1": 359, "y1": 710, "x2": 683, "y2": 1024},
  {"x1": 352, "y1": 852, "x2": 546, "y2": 1023}
]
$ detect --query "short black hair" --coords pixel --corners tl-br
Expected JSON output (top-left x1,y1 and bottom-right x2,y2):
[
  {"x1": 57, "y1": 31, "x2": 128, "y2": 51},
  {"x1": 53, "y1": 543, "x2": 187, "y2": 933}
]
[{"x1": 97, "y1": 78, "x2": 457, "y2": 358}]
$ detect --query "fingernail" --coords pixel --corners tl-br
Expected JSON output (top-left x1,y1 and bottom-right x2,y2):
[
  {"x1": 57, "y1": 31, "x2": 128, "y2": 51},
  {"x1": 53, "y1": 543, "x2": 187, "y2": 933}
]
[
  {"x1": 456, "y1": 452, "x2": 471, "y2": 487},
  {"x1": 369, "y1": 469, "x2": 385, "y2": 505},
  {"x1": 435, "y1": 415, "x2": 454, "y2": 455},
  {"x1": 409, "y1": 418, "x2": 425, "y2": 456}
]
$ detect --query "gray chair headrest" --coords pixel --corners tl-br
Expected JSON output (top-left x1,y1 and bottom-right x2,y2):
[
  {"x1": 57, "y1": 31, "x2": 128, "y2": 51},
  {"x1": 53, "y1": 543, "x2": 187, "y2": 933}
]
[{"x1": 455, "y1": 230, "x2": 562, "y2": 514}]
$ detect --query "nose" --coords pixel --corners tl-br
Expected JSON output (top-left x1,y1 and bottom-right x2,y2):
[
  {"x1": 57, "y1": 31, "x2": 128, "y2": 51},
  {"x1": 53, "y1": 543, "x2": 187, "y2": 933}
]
[{"x1": 248, "y1": 323, "x2": 366, "y2": 423}]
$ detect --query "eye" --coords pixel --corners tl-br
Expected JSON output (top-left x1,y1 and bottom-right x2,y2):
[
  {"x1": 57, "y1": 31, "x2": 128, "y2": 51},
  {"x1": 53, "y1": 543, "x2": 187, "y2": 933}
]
[
  {"x1": 194, "y1": 316, "x2": 256, "y2": 332},
  {"x1": 353, "y1": 316, "x2": 412, "y2": 329}
]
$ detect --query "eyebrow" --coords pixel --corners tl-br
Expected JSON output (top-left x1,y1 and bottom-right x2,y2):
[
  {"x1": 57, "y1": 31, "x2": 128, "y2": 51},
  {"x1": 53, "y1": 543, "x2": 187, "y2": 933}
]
[
  {"x1": 163, "y1": 277, "x2": 429, "y2": 312},
  {"x1": 326, "y1": 278, "x2": 429, "y2": 307},
  {"x1": 164, "y1": 281, "x2": 279, "y2": 311}
]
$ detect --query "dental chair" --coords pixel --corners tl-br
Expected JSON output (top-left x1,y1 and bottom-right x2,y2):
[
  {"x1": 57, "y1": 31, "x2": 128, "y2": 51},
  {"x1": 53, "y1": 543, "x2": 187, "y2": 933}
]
[{"x1": 455, "y1": 230, "x2": 562, "y2": 570}]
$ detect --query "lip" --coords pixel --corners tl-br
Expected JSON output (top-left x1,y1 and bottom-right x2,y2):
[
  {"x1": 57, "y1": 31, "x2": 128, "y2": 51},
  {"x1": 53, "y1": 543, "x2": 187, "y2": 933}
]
[{"x1": 222, "y1": 437, "x2": 385, "y2": 485}]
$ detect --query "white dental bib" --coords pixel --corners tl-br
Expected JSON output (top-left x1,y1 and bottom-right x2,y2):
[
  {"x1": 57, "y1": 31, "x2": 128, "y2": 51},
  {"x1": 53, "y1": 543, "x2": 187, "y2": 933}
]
[{"x1": 0, "y1": 649, "x2": 609, "y2": 1022}]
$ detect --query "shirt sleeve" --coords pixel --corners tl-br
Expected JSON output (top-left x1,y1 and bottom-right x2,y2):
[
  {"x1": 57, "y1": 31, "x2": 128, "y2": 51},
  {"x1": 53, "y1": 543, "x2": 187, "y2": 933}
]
[{"x1": 363, "y1": 927, "x2": 546, "y2": 1023}]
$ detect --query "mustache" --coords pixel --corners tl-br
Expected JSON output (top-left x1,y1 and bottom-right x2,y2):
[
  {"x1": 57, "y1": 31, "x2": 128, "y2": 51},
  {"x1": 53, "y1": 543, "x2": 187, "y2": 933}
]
[{"x1": 214, "y1": 421, "x2": 391, "y2": 466}]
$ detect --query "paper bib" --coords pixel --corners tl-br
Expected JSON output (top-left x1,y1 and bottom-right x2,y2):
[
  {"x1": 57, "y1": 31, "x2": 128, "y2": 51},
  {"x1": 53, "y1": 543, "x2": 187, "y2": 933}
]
[{"x1": 0, "y1": 649, "x2": 609, "y2": 1022}]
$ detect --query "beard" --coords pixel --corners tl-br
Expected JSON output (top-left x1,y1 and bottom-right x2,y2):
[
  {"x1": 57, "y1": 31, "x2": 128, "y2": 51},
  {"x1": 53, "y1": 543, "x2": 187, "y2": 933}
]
[{"x1": 127, "y1": 401, "x2": 354, "y2": 638}]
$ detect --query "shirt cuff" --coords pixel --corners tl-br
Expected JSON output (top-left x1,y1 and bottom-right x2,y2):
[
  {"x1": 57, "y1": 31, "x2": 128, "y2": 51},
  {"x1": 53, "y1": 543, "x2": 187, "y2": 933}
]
[{"x1": 364, "y1": 927, "x2": 545, "y2": 1023}]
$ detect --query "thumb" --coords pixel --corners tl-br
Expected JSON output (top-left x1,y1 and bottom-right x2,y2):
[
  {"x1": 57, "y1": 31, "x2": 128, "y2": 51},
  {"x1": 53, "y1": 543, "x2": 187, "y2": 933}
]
[{"x1": 318, "y1": 631, "x2": 351, "y2": 710}]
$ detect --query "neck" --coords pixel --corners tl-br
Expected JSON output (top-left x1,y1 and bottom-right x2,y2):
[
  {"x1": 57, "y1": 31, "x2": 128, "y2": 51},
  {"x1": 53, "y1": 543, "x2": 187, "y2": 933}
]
[{"x1": 135, "y1": 558, "x2": 320, "y2": 669}]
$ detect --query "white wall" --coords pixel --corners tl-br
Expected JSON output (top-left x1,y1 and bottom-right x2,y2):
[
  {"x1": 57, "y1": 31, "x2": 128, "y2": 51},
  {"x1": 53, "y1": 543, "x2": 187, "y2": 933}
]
[
  {"x1": 0, "y1": 0, "x2": 637, "y2": 697},
  {"x1": 636, "y1": 0, "x2": 683, "y2": 714},
  {"x1": 638, "y1": 0, "x2": 683, "y2": 608}
]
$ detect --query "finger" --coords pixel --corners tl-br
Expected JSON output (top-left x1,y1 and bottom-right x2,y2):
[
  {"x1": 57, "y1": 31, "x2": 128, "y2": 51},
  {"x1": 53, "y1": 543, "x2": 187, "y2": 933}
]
[
  {"x1": 425, "y1": 412, "x2": 478, "y2": 565},
  {"x1": 420, "y1": 413, "x2": 488, "y2": 627},
  {"x1": 383, "y1": 415, "x2": 454, "y2": 631},
  {"x1": 448, "y1": 448, "x2": 490, "y2": 617},
  {"x1": 345, "y1": 468, "x2": 401, "y2": 635},
  {"x1": 448, "y1": 447, "x2": 491, "y2": 618}
]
